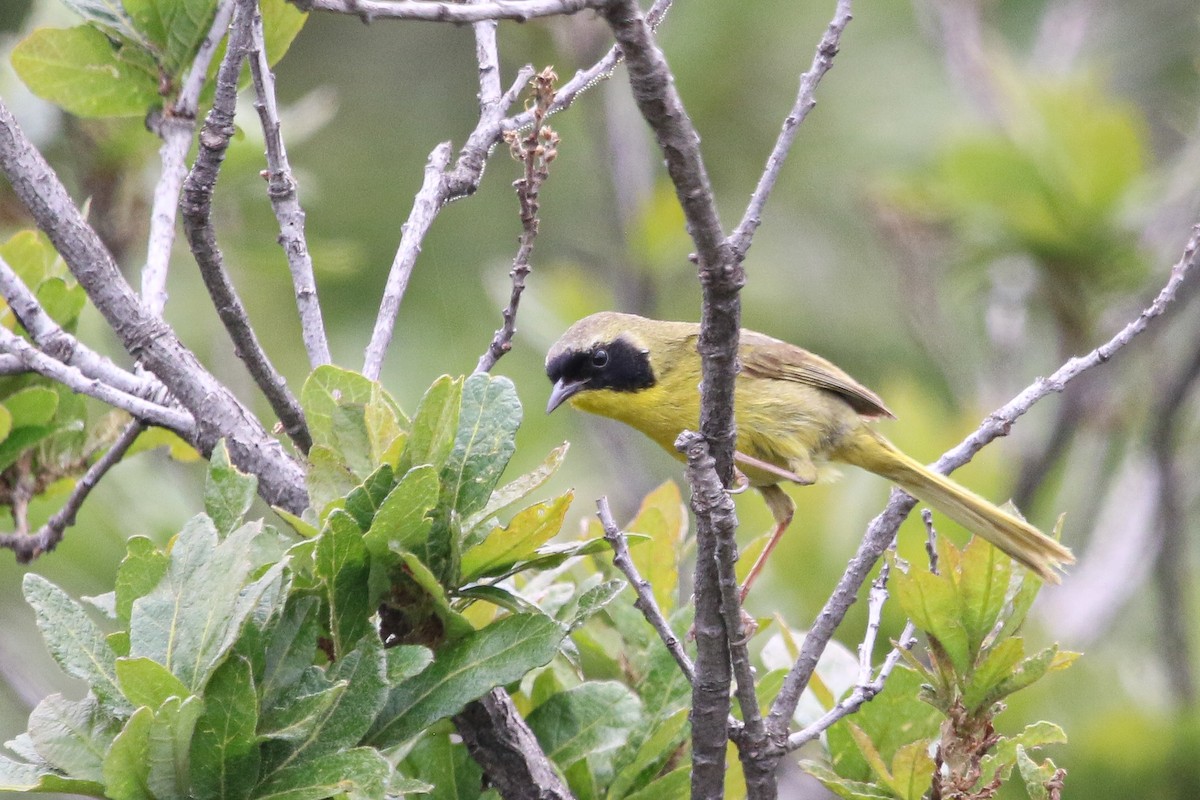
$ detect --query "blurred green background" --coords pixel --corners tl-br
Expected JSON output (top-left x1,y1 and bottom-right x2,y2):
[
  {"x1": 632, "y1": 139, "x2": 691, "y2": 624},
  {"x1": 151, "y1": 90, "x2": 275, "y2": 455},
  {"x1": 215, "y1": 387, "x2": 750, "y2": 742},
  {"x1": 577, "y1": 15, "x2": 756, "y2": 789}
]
[{"x1": 1, "y1": 0, "x2": 1199, "y2": 796}]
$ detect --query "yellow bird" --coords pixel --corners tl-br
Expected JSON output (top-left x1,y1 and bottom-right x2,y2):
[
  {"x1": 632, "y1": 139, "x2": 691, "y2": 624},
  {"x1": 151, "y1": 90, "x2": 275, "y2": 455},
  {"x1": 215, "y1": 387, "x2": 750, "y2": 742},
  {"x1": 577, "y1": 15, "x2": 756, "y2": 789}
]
[{"x1": 545, "y1": 312, "x2": 1073, "y2": 589}]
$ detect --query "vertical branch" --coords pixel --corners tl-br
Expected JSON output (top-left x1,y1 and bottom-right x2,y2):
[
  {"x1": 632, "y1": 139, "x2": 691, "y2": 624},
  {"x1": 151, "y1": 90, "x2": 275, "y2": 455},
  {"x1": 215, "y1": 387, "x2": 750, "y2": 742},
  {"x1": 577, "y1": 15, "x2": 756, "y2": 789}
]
[
  {"x1": 180, "y1": 0, "x2": 311, "y2": 454},
  {"x1": 246, "y1": 0, "x2": 332, "y2": 369}
]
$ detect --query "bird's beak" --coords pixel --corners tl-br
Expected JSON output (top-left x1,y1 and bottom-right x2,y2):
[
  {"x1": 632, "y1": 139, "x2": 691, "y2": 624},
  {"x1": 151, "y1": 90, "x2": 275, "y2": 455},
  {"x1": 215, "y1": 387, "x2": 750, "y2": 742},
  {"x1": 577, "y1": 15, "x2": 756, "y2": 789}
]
[{"x1": 546, "y1": 378, "x2": 587, "y2": 414}]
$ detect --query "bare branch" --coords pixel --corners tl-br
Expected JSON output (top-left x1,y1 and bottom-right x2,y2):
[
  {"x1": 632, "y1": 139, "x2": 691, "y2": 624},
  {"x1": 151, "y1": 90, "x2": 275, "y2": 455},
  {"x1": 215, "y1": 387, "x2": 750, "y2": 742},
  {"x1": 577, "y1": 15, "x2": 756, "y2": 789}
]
[
  {"x1": 181, "y1": 0, "x2": 312, "y2": 454},
  {"x1": 362, "y1": 142, "x2": 453, "y2": 381},
  {"x1": 0, "y1": 254, "x2": 166, "y2": 403},
  {"x1": 294, "y1": 0, "x2": 606, "y2": 23},
  {"x1": 0, "y1": 98, "x2": 308, "y2": 513},
  {"x1": 246, "y1": 0, "x2": 332, "y2": 368},
  {"x1": 476, "y1": 68, "x2": 558, "y2": 374},
  {"x1": 728, "y1": 0, "x2": 852, "y2": 259},
  {"x1": 596, "y1": 496, "x2": 695, "y2": 683},
  {"x1": 0, "y1": 328, "x2": 193, "y2": 431},
  {"x1": 0, "y1": 420, "x2": 145, "y2": 563},
  {"x1": 142, "y1": 0, "x2": 237, "y2": 314},
  {"x1": 766, "y1": 224, "x2": 1200, "y2": 742}
]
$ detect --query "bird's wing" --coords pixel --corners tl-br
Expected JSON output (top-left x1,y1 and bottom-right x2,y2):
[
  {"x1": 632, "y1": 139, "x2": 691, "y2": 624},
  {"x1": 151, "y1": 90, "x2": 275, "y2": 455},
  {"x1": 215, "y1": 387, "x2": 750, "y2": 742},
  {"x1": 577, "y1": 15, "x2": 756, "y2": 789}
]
[{"x1": 739, "y1": 333, "x2": 895, "y2": 419}]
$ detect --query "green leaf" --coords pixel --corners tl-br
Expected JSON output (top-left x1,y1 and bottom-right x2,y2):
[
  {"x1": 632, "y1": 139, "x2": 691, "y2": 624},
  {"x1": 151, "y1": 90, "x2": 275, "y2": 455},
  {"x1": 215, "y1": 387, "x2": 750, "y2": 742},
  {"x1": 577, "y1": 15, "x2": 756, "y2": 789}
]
[
  {"x1": 0, "y1": 755, "x2": 104, "y2": 795},
  {"x1": 27, "y1": 694, "x2": 118, "y2": 784},
  {"x1": 115, "y1": 657, "x2": 191, "y2": 710},
  {"x1": 258, "y1": 0, "x2": 308, "y2": 68},
  {"x1": 403, "y1": 733, "x2": 483, "y2": 800},
  {"x1": 392, "y1": 550, "x2": 474, "y2": 641},
  {"x1": 103, "y1": 706, "x2": 154, "y2": 800},
  {"x1": 315, "y1": 509, "x2": 372, "y2": 659},
  {"x1": 625, "y1": 481, "x2": 688, "y2": 615},
  {"x1": 889, "y1": 741, "x2": 935, "y2": 800},
  {"x1": 190, "y1": 655, "x2": 260, "y2": 800},
  {"x1": 800, "y1": 762, "x2": 896, "y2": 800},
  {"x1": 0, "y1": 405, "x2": 12, "y2": 444},
  {"x1": 205, "y1": 440, "x2": 259, "y2": 536},
  {"x1": 263, "y1": 635, "x2": 387, "y2": 775},
  {"x1": 4, "y1": 386, "x2": 58, "y2": 427},
  {"x1": 367, "y1": 612, "x2": 564, "y2": 748},
  {"x1": 386, "y1": 644, "x2": 434, "y2": 682},
  {"x1": 607, "y1": 707, "x2": 688, "y2": 800},
  {"x1": 363, "y1": 465, "x2": 439, "y2": 563},
  {"x1": 260, "y1": 596, "x2": 321, "y2": 711},
  {"x1": 461, "y1": 491, "x2": 574, "y2": 581},
  {"x1": 959, "y1": 535, "x2": 1011, "y2": 655},
  {"x1": 963, "y1": 637, "x2": 1024, "y2": 712},
  {"x1": 124, "y1": 0, "x2": 217, "y2": 74},
  {"x1": 440, "y1": 373, "x2": 522, "y2": 519},
  {"x1": 621, "y1": 766, "x2": 691, "y2": 800},
  {"x1": 463, "y1": 442, "x2": 569, "y2": 540},
  {"x1": 398, "y1": 375, "x2": 463, "y2": 474},
  {"x1": 146, "y1": 695, "x2": 204, "y2": 800},
  {"x1": 60, "y1": 0, "x2": 146, "y2": 43},
  {"x1": 259, "y1": 667, "x2": 346, "y2": 744},
  {"x1": 300, "y1": 366, "x2": 400, "y2": 479},
  {"x1": 982, "y1": 720, "x2": 1067, "y2": 779},
  {"x1": 12, "y1": 26, "x2": 161, "y2": 118},
  {"x1": 528, "y1": 681, "x2": 643, "y2": 772},
  {"x1": 894, "y1": 563, "x2": 972, "y2": 675},
  {"x1": 1015, "y1": 746, "x2": 1059, "y2": 800},
  {"x1": 129, "y1": 516, "x2": 284, "y2": 692},
  {"x1": 305, "y1": 444, "x2": 357, "y2": 520},
  {"x1": 114, "y1": 536, "x2": 168, "y2": 625},
  {"x1": 344, "y1": 464, "x2": 396, "y2": 531},
  {"x1": 22, "y1": 574, "x2": 127, "y2": 715},
  {"x1": 250, "y1": 748, "x2": 389, "y2": 800},
  {"x1": 560, "y1": 578, "x2": 626, "y2": 632},
  {"x1": 35, "y1": 276, "x2": 87, "y2": 328},
  {"x1": 981, "y1": 644, "x2": 1062, "y2": 707}
]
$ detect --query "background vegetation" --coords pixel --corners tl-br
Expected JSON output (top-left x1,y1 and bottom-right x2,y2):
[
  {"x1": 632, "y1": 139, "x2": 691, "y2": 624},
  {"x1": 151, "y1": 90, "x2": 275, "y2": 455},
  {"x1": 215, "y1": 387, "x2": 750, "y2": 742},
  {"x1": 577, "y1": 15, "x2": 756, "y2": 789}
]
[{"x1": 1, "y1": 0, "x2": 1198, "y2": 796}]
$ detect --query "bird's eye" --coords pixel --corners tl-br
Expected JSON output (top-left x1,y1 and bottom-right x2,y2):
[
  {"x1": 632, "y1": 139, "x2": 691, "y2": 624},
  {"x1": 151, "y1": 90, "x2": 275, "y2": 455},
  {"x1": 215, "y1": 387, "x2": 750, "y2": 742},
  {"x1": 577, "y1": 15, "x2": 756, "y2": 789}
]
[{"x1": 591, "y1": 349, "x2": 609, "y2": 368}]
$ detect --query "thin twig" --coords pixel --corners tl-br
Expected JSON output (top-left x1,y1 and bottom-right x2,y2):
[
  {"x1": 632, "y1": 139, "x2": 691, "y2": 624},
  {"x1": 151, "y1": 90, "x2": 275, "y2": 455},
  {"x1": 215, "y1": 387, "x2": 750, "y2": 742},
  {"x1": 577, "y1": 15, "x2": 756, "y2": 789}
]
[
  {"x1": 476, "y1": 68, "x2": 559, "y2": 374},
  {"x1": 728, "y1": 0, "x2": 852, "y2": 259},
  {"x1": 766, "y1": 224, "x2": 1200, "y2": 745},
  {"x1": 0, "y1": 254, "x2": 165, "y2": 402},
  {"x1": 293, "y1": 0, "x2": 606, "y2": 22},
  {"x1": 180, "y1": 0, "x2": 312, "y2": 454},
  {"x1": 246, "y1": 0, "x2": 332, "y2": 368},
  {"x1": 922, "y1": 508, "x2": 940, "y2": 574},
  {"x1": 596, "y1": 496, "x2": 695, "y2": 683},
  {"x1": 0, "y1": 328, "x2": 193, "y2": 431},
  {"x1": 362, "y1": 143, "x2": 453, "y2": 381},
  {"x1": 142, "y1": 0, "x2": 237, "y2": 314},
  {"x1": 0, "y1": 420, "x2": 145, "y2": 563},
  {"x1": 0, "y1": 99, "x2": 308, "y2": 512}
]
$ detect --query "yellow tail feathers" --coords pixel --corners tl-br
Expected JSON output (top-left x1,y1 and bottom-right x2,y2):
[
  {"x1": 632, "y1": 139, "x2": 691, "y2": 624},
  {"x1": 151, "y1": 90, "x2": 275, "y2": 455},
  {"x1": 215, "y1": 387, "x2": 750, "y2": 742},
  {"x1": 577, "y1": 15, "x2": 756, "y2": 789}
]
[{"x1": 838, "y1": 429, "x2": 1074, "y2": 583}]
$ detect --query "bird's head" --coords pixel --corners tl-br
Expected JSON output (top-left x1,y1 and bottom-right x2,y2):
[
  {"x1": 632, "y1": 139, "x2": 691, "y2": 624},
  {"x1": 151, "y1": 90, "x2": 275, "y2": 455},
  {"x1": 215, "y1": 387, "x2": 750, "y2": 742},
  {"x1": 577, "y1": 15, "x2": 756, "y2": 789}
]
[{"x1": 544, "y1": 312, "x2": 664, "y2": 414}]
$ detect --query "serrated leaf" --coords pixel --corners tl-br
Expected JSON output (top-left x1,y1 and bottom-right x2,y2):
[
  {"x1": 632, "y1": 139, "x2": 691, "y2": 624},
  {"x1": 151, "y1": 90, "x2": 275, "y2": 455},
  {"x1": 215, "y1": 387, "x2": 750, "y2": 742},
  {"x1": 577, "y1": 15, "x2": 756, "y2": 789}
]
[
  {"x1": 146, "y1": 695, "x2": 203, "y2": 800},
  {"x1": 12, "y1": 26, "x2": 160, "y2": 118},
  {"x1": 251, "y1": 747, "x2": 388, "y2": 800},
  {"x1": 115, "y1": 657, "x2": 191, "y2": 710},
  {"x1": 963, "y1": 637, "x2": 1024, "y2": 712},
  {"x1": 982, "y1": 720, "x2": 1067, "y2": 778},
  {"x1": 399, "y1": 375, "x2": 462, "y2": 474},
  {"x1": 528, "y1": 682, "x2": 642, "y2": 771},
  {"x1": 190, "y1": 655, "x2": 260, "y2": 800},
  {"x1": 315, "y1": 510, "x2": 372, "y2": 659},
  {"x1": 366, "y1": 612, "x2": 564, "y2": 748},
  {"x1": 440, "y1": 373, "x2": 522, "y2": 519},
  {"x1": 205, "y1": 440, "x2": 259, "y2": 536},
  {"x1": 129, "y1": 516, "x2": 283, "y2": 692},
  {"x1": 22, "y1": 574, "x2": 127, "y2": 715},
  {"x1": 363, "y1": 465, "x2": 439, "y2": 564},
  {"x1": 1015, "y1": 746, "x2": 1058, "y2": 800},
  {"x1": 982, "y1": 645, "x2": 1061, "y2": 706},
  {"x1": 103, "y1": 706, "x2": 153, "y2": 800},
  {"x1": 28, "y1": 694, "x2": 118, "y2": 784},
  {"x1": 959, "y1": 535, "x2": 1012, "y2": 655},
  {"x1": 463, "y1": 442, "x2": 569, "y2": 539},
  {"x1": 461, "y1": 491, "x2": 574, "y2": 581}
]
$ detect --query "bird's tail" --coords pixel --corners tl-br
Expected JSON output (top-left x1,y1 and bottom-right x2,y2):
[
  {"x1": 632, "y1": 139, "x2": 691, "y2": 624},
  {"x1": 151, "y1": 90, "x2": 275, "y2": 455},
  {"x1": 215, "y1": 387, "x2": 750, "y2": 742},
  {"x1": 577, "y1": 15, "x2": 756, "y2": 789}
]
[{"x1": 837, "y1": 428, "x2": 1074, "y2": 583}]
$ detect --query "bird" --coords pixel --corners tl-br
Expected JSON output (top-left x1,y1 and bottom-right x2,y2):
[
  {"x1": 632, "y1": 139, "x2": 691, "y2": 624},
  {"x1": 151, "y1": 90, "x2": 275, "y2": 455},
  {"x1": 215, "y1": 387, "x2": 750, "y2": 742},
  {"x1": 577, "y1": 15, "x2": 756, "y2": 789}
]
[{"x1": 545, "y1": 311, "x2": 1073, "y2": 593}]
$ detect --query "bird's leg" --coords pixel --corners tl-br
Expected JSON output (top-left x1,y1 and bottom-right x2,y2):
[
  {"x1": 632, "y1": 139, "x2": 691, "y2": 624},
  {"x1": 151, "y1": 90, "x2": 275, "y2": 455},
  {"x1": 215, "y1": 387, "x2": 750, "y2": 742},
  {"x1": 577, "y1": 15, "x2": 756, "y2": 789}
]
[{"x1": 739, "y1": 484, "x2": 795, "y2": 602}]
